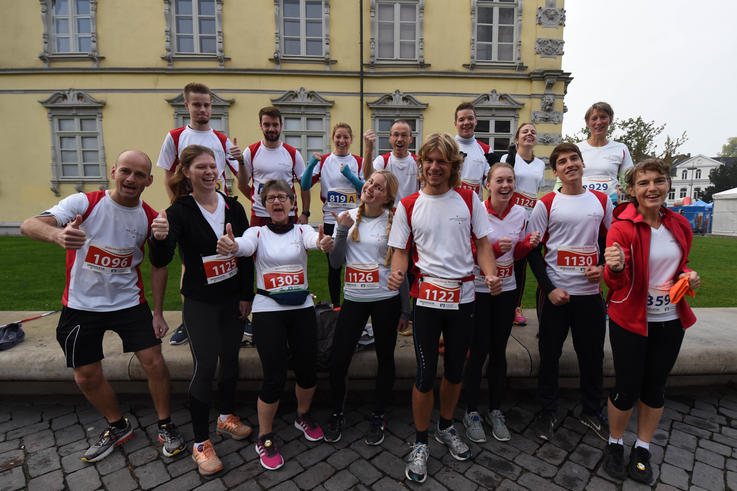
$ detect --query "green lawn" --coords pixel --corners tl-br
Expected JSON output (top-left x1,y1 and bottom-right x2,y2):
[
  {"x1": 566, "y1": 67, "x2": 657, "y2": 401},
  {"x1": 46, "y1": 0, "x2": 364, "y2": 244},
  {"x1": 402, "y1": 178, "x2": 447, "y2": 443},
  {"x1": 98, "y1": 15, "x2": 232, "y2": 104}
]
[{"x1": 0, "y1": 235, "x2": 734, "y2": 310}]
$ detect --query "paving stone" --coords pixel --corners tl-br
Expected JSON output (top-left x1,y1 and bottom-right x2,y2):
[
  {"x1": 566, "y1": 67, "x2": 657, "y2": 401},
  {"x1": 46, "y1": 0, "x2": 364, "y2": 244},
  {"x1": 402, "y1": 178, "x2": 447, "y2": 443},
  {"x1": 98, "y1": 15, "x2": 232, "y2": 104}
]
[
  {"x1": 659, "y1": 462, "x2": 689, "y2": 490},
  {"x1": 514, "y1": 452, "x2": 558, "y2": 477},
  {"x1": 0, "y1": 439, "x2": 19, "y2": 455},
  {"x1": 212, "y1": 437, "x2": 244, "y2": 458},
  {"x1": 129, "y1": 445, "x2": 160, "y2": 467},
  {"x1": 122, "y1": 429, "x2": 153, "y2": 454},
  {"x1": 464, "y1": 463, "x2": 502, "y2": 489},
  {"x1": 322, "y1": 468, "x2": 359, "y2": 491},
  {"x1": 326, "y1": 447, "x2": 359, "y2": 469},
  {"x1": 727, "y1": 457, "x2": 737, "y2": 472},
  {"x1": 256, "y1": 459, "x2": 303, "y2": 488},
  {"x1": 0, "y1": 448, "x2": 24, "y2": 472},
  {"x1": 94, "y1": 449, "x2": 127, "y2": 475},
  {"x1": 295, "y1": 443, "x2": 335, "y2": 468},
  {"x1": 60, "y1": 449, "x2": 88, "y2": 473},
  {"x1": 480, "y1": 437, "x2": 521, "y2": 461},
  {"x1": 568, "y1": 442, "x2": 603, "y2": 470},
  {"x1": 553, "y1": 460, "x2": 589, "y2": 491},
  {"x1": 152, "y1": 469, "x2": 202, "y2": 491},
  {"x1": 621, "y1": 479, "x2": 653, "y2": 491},
  {"x1": 51, "y1": 413, "x2": 78, "y2": 431},
  {"x1": 726, "y1": 471, "x2": 737, "y2": 491},
  {"x1": 691, "y1": 461, "x2": 725, "y2": 490},
  {"x1": 220, "y1": 450, "x2": 244, "y2": 471},
  {"x1": 537, "y1": 442, "x2": 568, "y2": 465},
  {"x1": 221, "y1": 461, "x2": 264, "y2": 488},
  {"x1": 495, "y1": 479, "x2": 527, "y2": 491},
  {"x1": 585, "y1": 476, "x2": 617, "y2": 491},
  {"x1": 229, "y1": 481, "x2": 261, "y2": 491},
  {"x1": 371, "y1": 450, "x2": 407, "y2": 481},
  {"x1": 664, "y1": 444, "x2": 695, "y2": 470},
  {"x1": 671, "y1": 421, "x2": 711, "y2": 439},
  {"x1": 653, "y1": 485, "x2": 680, "y2": 491},
  {"x1": 0, "y1": 466, "x2": 27, "y2": 491},
  {"x1": 507, "y1": 433, "x2": 540, "y2": 454},
  {"x1": 292, "y1": 461, "x2": 335, "y2": 489},
  {"x1": 194, "y1": 480, "x2": 227, "y2": 491},
  {"x1": 518, "y1": 471, "x2": 566, "y2": 491},
  {"x1": 279, "y1": 438, "x2": 307, "y2": 460},
  {"x1": 7, "y1": 421, "x2": 48, "y2": 440},
  {"x1": 371, "y1": 476, "x2": 407, "y2": 491},
  {"x1": 712, "y1": 432, "x2": 737, "y2": 449},
  {"x1": 404, "y1": 475, "x2": 446, "y2": 491},
  {"x1": 28, "y1": 446, "x2": 61, "y2": 477},
  {"x1": 348, "y1": 459, "x2": 382, "y2": 485},
  {"x1": 668, "y1": 429, "x2": 698, "y2": 451},
  {"x1": 54, "y1": 424, "x2": 85, "y2": 446},
  {"x1": 433, "y1": 467, "x2": 477, "y2": 490},
  {"x1": 683, "y1": 415, "x2": 720, "y2": 433},
  {"x1": 474, "y1": 450, "x2": 522, "y2": 480},
  {"x1": 58, "y1": 438, "x2": 89, "y2": 458},
  {"x1": 700, "y1": 438, "x2": 732, "y2": 456},
  {"x1": 134, "y1": 460, "x2": 171, "y2": 489},
  {"x1": 65, "y1": 465, "x2": 102, "y2": 491},
  {"x1": 100, "y1": 467, "x2": 138, "y2": 491},
  {"x1": 23, "y1": 429, "x2": 55, "y2": 453},
  {"x1": 349, "y1": 438, "x2": 384, "y2": 460},
  {"x1": 695, "y1": 446, "x2": 725, "y2": 469},
  {"x1": 269, "y1": 481, "x2": 299, "y2": 491}
]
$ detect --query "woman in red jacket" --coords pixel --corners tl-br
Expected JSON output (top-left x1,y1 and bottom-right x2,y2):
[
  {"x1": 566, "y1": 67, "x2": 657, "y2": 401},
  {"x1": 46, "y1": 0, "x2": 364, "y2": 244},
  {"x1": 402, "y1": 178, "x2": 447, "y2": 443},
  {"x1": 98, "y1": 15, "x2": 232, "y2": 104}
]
[{"x1": 602, "y1": 158, "x2": 700, "y2": 484}]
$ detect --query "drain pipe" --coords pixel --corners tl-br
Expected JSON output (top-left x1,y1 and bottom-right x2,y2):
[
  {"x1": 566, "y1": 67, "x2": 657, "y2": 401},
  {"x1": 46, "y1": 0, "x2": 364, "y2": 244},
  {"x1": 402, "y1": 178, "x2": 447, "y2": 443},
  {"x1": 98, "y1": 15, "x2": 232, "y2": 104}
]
[{"x1": 359, "y1": 0, "x2": 365, "y2": 155}]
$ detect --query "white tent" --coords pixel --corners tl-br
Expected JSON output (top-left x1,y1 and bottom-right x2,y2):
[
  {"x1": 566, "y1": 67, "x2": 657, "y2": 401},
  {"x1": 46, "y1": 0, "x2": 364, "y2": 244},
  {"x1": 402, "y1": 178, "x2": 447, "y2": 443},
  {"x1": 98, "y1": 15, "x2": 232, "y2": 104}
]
[{"x1": 712, "y1": 187, "x2": 737, "y2": 236}]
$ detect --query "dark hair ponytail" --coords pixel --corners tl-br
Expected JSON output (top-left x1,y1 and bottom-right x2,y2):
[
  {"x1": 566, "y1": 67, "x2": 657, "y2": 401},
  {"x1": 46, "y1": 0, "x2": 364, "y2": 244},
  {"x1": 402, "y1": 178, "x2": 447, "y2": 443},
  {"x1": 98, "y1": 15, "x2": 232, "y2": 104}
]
[{"x1": 506, "y1": 142, "x2": 517, "y2": 164}]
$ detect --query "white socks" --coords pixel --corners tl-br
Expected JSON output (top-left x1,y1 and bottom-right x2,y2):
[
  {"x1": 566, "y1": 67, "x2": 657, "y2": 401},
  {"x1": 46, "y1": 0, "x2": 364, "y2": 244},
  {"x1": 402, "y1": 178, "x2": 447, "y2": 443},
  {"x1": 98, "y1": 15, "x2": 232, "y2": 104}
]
[
  {"x1": 635, "y1": 438, "x2": 650, "y2": 450},
  {"x1": 219, "y1": 414, "x2": 230, "y2": 422},
  {"x1": 608, "y1": 436, "x2": 624, "y2": 445}
]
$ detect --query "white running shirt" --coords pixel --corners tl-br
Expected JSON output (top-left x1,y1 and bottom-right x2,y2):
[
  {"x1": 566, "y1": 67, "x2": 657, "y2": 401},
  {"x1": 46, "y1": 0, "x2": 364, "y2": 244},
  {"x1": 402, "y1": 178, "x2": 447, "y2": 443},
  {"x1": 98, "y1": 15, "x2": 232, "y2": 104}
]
[
  {"x1": 311, "y1": 153, "x2": 362, "y2": 224},
  {"x1": 501, "y1": 153, "x2": 546, "y2": 217},
  {"x1": 647, "y1": 225, "x2": 682, "y2": 322},
  {"x1": 243, "y1": 142, "x2": 306, "y2": 218},
  {"x1": 578, "y1": 140, "x2": 633, "y2": 201},
  {"x1": 373, "y1": 153, "x2": 419, "y2": 202},
  {"x1": 455, "y1": 136, "x2": 490, "y2": 200}
]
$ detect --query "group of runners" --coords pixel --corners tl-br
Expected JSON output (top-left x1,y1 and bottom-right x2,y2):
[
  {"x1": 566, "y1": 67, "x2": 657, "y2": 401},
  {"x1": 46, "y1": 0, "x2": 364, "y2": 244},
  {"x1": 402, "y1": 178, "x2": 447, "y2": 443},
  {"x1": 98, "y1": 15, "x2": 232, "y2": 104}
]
[{"x1": 20, "y1": 82, "x2": 700, "y2": 486}]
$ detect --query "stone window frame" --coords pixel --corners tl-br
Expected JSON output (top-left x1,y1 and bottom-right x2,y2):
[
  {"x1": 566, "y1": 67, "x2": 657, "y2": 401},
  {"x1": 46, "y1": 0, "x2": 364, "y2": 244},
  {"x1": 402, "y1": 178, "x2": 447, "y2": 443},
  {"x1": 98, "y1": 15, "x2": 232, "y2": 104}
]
[
  {"x1": 367, "y1": 90, "x2": 427, "y2": 156},
  {"x1": 368, "y1": 0, "x2": 427, "y2": 69},
  {"x1": 682, "y1": 169, "x2": 688, "y2": 180},
  {"x1": 272, "y1": 87, "x2": 335, "y2": 162},
  {"x1": 271, "y1": 0, "x2": 335, "y2": 67},
  {"x1": 39, "y1": 0, "x2": 104, "y2": 66},
  {"x1": 466, "y1": 0, "x2": 524, "y2": 70},
  {"x1": 40, "y1": 89, "x2": 107, "y2": 196},
  {"x1": 162, "y1": 0, "x2": 228, "y2": 67},
  {"x1": 469, "y1": 89, "x2": 524, "y2": 152},
  {"x1": 679, "y1": 188, "x2": 687, "y2": 199},
  {"x1": 668, "y1": 189, "x2": 675, "y2": 201}
]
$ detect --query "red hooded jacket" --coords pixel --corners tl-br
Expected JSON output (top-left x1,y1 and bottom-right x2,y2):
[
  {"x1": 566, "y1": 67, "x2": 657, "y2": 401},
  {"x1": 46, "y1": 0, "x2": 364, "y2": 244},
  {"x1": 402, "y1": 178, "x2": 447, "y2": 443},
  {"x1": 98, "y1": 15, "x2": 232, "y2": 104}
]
[{"x1": 604, "y1": 202, "x2": 696, "y2": 336}]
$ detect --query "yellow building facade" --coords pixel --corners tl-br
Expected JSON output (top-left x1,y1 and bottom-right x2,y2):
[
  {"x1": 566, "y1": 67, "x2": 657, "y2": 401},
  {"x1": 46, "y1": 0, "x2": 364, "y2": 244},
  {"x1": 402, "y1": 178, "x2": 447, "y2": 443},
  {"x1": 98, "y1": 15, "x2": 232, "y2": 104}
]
[{"x1": 0, "y1": 0, "x2": 569, "y2": 231}]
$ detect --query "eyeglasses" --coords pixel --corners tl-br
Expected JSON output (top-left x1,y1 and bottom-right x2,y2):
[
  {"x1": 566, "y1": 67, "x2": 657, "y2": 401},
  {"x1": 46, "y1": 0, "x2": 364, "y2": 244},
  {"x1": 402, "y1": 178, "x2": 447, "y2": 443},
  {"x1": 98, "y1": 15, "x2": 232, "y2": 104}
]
[{"x1": 265, "y1": 194, "x2": 290, "y2": 203}]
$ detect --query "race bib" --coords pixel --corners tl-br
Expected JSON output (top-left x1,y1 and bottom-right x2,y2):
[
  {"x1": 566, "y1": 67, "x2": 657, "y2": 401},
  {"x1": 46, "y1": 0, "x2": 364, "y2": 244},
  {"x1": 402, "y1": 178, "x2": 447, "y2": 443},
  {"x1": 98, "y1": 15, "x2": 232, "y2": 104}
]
[
  {"x1": 416, "y1": 277, "x2": 461, "y2": 310},
  {"x1": 253, "y1": 179, "x2": 267, "y2": 199},
  {"x1": 345, "y1": 263, "x2": 380, "y2": 289},
  {"x1": 202, "y1": 254, "x2": 238, "y2": 285},
  {"x1": 262, "y1": 265, "x2": 306, "y2": 293},
  {"x1": 496, "y1": 258, "x2": 514, "y2": 279},
  {"x1": 327, "y1": 188, "x2": 358, "y2": 209},
  {"x1": 582, "y1": 175, "x2": 617, "y2": 194},
  {"x1": 647, "y1": 281, "x2": 676, "y2": 315},
  {"x1": 83, "y1": 244, "x2": 134, "y2": 274},
  {"x1": 459, "y1": 179, "x2": 481, "y2": 194},
  {"x1": 512, "y1": 191, "x2": 537, "y2": 211},
  {"x1": 557, "y1": 245, "x2": 597, "y2": 272}
]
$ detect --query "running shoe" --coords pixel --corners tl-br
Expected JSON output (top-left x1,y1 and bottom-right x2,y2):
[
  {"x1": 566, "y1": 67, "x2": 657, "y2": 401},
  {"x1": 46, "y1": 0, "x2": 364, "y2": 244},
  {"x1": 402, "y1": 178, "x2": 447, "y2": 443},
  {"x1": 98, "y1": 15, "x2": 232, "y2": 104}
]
[
  {"x1": 158, "y1": 422, "x2": 185, "y2": 457},
  {"x1": 216, "y1": 414, "x2": 253, "y2": 440},
  {"x1": 192, "y1": 440, "x2": 223, "y2": 476},
  {"x1": 513, "y1": 307, "x2": 527, "y2": 326},
  {"x1": 169, "y1": 323, "x2": 188, "y2": 345},
  {"x1": 603, "y1": 442, "x2": 626, "y2": 480},
  {"x1": 364, "y1": 414, "x2": 386, "y2": 446},
  {"x1": 242, "y1": 317, "x2": 253, "y2": 345},
  {"x1": 324, "y1": 412, "x2": 344, "y2": 443},
  {"x1": 628, "y1": 444, "x2": 653, "y2": 484},
  {"x1": 533, "y1": 411, "x2": 557, "y2": 441},
  {"x1": 405, "y1": 442, "x2": 429, "y2": 483},
  {"x1": 434, "y1": 423, "x2": 472, "y2": 461},
  {"x1": 294, "y1": 412, "x2": 324, "y2": 441},
  {"x1": 398, "y1": 320, "x2": 413, "y2": 336},
  {"x1": 462, "y1": 411, "x2": 487, "y2": 443},
  {"x1": 81, "y1": 418, "x2": 133, "y2": 462},
  {"x1": 256, "y1": 437, "x2": 284, "y2": 470},
  {"x1": 486, "y1": 409, "x2": 511, "y2": 442},
  {"x1": 579, "y1": 412, "x2": 608, "y2": 441}
]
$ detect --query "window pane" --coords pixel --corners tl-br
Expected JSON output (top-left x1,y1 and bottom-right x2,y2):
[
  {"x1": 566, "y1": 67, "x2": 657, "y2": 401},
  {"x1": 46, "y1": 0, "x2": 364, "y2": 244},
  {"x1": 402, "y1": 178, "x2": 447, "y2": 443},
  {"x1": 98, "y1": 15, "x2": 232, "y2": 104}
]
[
  {"x1": 199, "y1": 18, "x2": 216, "y2": 34},
  {"x1": 81, "y1": 136, "x2": 97, "y2": 149},
  {"x1": 284, "y1": 118, "x2": 301, "y2": 130},
  {"x1": 379, "y1": 23, "x2": 394, "y2": 41},
  {"x1": 80, "y1": 119, "x2": 96, "y2": 131},
  {"x1": 55, "y1": 18, "x2": 70, "y2": 34},
  {"x1": 77, "y1": 18, "x2": 90, "y2": 34},
  {"x1": 58, "y1": 119, "x2": 75, "y2": 131},
  {"x1": 305, "y1": 20, "x2": 321, "y2": 37},
  {"x1": 77, "y1": 36, "x2": 91, "y2": 52},
  {"x1": 378, "y1": 37, "x2": 393, "y2": 58},
  {"x1": 378, "y1": 137, "x2": 390, "y2": 153},
  {"x1": 283, "y1": 0, "x2": 300, "y2": 18},
  {"x1": 62, "y1": 164, "x2": 79, "y2": 176},
  {"x1": 198, "y1": 0, "x2": 215, "y2": 15},
  {"x1": 400, "y1": 41, "x2": 415, "y2": 58},
  {"x1": 84, "y1": 164, "x2": 100, "y2": 176},
  {"x1": 306, "y1": 39, "x2": 322, "y2": 56},
  {"x1": 499, "y1": 7, "x2": 514, "y2": 24},
  {"x1": 200, "y1": 36, "x2": 216, "y2": 53},
  {"x1": 55, "y1": 37, "x2": 71, "y2": 52},
  {"x1": 60, "y1": 137, "x2": 76, "y2": 150},
  {"x1": 498, "y1": 44, "x2": 513, "y2": 60},
  {"x1": 378, "y1": 4, "x2": 394, "y2": 22},
  {"x1": 76, "y1": 0, "x2": 90, "y2": 15},
  {"x1": 284, "y1": 19, "x2": 300, "y2": 36},
  {"x1": 495, "y1": 120, "x2": 511, "y2": 133},
  {"x1": 478, "y1": 6, "x2": 493, "y2": 24},
  {"x1": 499, "y1": 25, "x2": 513, "y2": 42},
  {"x1": 378, "y1": 119, "x2": 393, "y2": 131},
  {"x1": 209, "y1": 117, "x2": 223, "y2": 131},
  {"x1": 306, "y1": 118, "x2": 323, "y2": 130},
  {"x1": 82, "y1": 150, "x2": 98, "y2": 162},
  {"x1": 305, "y1": 1, "x2": 322, "y2": 18},
  {"x1": 307, "y1": 136, "x2": 323, "y2": 148},
  {"x1": 476, "y1": 120, "x2": 490, "y2": 133},
  {"x1": 284, "y1": 39, "x2": 300, "y2": 55},
  {"x1": 477, "y1": 26, "x2": 492, "y2": 43},
  {"x1": 400, "y1": 23, "x2": 415, "y2": 41},
  {"x1": 176, "y1": 0, "x2": 193, "y2": 15},
  {"x1": 285, "y1": 135, "x2": 301, "y2": 147},
  {"x1": 400, "y1": 4, "x2": 415, "y2": 21},
  {"x1": 54, "y1": 0, "x2": 69, "y2": 15},
  {"x1": 177, "y1": 35, "x2": 194, "y2": 52},
  {"x1": 176, "y1": 17, "x2": 193, "y2": 34},
  {"x1": 476, "y1": 43, "x2": 492, "y2": 60},
  {"x1": 61, "y1": 150, "x2": 77, "y2": 162}
]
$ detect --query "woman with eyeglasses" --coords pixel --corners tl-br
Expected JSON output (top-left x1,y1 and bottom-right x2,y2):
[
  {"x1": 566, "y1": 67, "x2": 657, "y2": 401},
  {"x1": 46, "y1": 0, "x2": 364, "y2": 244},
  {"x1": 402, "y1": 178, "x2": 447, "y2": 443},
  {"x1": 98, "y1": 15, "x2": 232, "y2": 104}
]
[{"x1": 216, "y1": 179, "x2": 333, "y2": 471}]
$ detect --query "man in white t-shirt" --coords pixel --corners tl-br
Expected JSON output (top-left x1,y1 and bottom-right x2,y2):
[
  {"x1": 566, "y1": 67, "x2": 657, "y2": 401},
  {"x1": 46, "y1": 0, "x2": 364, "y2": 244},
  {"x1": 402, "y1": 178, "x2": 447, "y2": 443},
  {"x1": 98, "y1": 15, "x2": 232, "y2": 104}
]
[
  {"x1": 20, "y1": 150, "x2": 184, "y2": 463},
  {"x1": 239, "y1": 106, "x2": 310, "y2": 227},
  {"x1": 526, "y1": 142, "x2": 613, "y2": 443},
  {"x1": 387, "y1": 133, "x2": 501, "y2": 483},
  {"x1": 453, "y1": 102, "x2": 491, "y2": 200},
  {"x1": 362, "y1": 119, "x2": 419, "y2": 202}
]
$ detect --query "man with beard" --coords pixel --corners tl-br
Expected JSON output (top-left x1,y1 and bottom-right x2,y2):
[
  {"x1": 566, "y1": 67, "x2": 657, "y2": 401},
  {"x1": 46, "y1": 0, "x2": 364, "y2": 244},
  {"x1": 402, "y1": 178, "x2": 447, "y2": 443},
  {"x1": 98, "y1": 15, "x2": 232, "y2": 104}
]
[{"x1": 239, "y1": 106, "x2": 311, "y2": 226}]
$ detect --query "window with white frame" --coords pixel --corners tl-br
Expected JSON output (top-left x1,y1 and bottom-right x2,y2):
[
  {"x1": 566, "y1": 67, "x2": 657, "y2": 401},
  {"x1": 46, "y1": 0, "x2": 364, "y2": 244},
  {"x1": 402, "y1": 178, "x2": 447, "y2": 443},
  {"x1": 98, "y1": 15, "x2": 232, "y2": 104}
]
[
  {"x1": 272, "y1": 88, "x2": 334, "y2": 162},
  {"x1": 39, "y1": 0, "x2": 102, "y2": 65},
  {"x1": 367, "y1": 90, "x2": 427, "y2": 160},
  {"x1": 694, "y1": 187, "x2": 701, "y2": 199},
  {"x1": 40, "y1": 89, "x2": 107, "y2": 196},
  {"x1": 273, "y1": 0, "x2": 332, "y2": 65},
  {"x1": 469, "y1": 0, "x2": 520, "y2": 68},
  {"x1": 372, "y1": 1, "x2": 422, "y2": 63},
  {"x1": 163, "y1": 0, "x2": 227, "y2": 66},
  {"x1": 474, "y1": 118, "x2": 513, "y2": 152},
  {"x1": 696, "y1": 169, "x2": 702, "y2": 179},
  {"x1": 668, "y1": 189, "x2": 675, "y2": 201},
  {"x1": 469, "y1": 90, "x2": 523, "y2": 152},
  {"x1": 681, "y1": 169, "x2": 688, "y2": 179},
  {"x1": 374, "y1": 118, "x2": 419, "y2": 155},
  {"x1": 680, "y1": 188, "x2": 687, "y2": 198}
]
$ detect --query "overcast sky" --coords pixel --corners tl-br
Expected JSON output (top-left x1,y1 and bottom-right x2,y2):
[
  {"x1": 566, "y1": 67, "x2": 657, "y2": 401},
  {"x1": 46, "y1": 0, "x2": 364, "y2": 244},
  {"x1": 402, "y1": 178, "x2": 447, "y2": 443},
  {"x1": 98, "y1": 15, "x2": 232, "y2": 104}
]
[{"x1": 561, "y1": 0, "x2": 737, "y2": 157}]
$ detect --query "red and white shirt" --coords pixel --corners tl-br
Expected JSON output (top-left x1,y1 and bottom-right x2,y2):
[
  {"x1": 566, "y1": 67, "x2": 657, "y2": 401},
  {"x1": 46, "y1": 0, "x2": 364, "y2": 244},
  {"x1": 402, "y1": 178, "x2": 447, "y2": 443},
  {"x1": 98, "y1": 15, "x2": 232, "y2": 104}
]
[
  {"x1": 455, "y1": 136, "x2": 490, "y2": 200},
  {"x1": 311, "y1": 153, "x2": 363, "y2": 224},
  {"x1": 243, "y1": 141, "x2": 306, "y2": 218},
  {"x1": 156, "y1": 126, "x2": 239, "y2": 194},
  {"x1": 527, "y1": 189, "x2": 612, "y2": 295},
  {"x1": 42, "y1": 191, "x2": 158, "y2": 312},
  {"x1": 388, "y1": 188, "x2": 493, "y2": 304},
  {"x1": 235, "y1": 225, "x2": 319, "y2": 312},
  {"x1": 501, "y1": 153, "x2": 546, "y2": 217},
  {"x1": 373, "y1": 153, "x2": 419, "y2": 202}
]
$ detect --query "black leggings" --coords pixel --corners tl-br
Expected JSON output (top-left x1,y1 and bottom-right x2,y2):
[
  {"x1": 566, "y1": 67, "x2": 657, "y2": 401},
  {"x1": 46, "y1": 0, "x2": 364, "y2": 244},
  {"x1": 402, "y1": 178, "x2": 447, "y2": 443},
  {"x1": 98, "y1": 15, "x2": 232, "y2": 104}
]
[
  {"x1": 330, "y1": 296, "x2": 401, "y2": 415},
  {"x1": 322, "y1": 223, "x2": 343, "y2": 307},
  {"x1": 609, "y1": 318, "x2": 685, "y2": 411},
  {"x1": 513, "y1": 257, "x2": 528, "y2": 308},
  {"x1": 413, "y1": 302, "x2": 475, "y2": 392},
  {"x1": 536, "y1": 291, "x2": 606, "y2": 415},
  {"x1": 463, "y1": 290, "x2": 517, "y2": 411},
  {"x1": 183, "y1": 297, "x2": 242, "y2": 442},
  {"x1": 252, "y1": 307, "x2": 318, "y2": 404}
]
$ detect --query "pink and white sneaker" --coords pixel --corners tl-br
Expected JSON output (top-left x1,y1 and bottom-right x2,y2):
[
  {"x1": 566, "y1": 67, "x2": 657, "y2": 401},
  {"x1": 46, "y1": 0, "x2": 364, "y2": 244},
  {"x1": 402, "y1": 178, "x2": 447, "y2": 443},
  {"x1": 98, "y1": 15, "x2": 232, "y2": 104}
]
[
  {"x1": 255, "y1": 436, "x2": 284, "y2": 470},
  {"x1": 514, "y1": 307, "x2": 527, "y2": 326},
  {"x1": 294, "y1": 413, "x2": 324, "y2": 441}
]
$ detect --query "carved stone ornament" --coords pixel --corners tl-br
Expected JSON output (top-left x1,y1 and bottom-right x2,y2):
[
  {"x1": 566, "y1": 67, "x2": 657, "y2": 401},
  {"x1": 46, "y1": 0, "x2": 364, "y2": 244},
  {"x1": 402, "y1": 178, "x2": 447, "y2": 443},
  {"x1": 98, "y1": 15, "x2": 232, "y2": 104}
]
[
  {"x1": 537, "y1": 133, "x2": 562, "y2": 146},
  {"x1": 536, "y1": 7, "x2": 565, "y2": 27},
  {"x1": 271, "y1": 87, "x2": 334, "y2": 108},
  {"x1": 367, "y1": 90, "x2": 428, "y2": 110},
  {"x1": 531, "y1": 111, "x2": 563, "y2": 124},
  {"x1": 535, "y1": 38, "x2": 565, "y2": 58}
]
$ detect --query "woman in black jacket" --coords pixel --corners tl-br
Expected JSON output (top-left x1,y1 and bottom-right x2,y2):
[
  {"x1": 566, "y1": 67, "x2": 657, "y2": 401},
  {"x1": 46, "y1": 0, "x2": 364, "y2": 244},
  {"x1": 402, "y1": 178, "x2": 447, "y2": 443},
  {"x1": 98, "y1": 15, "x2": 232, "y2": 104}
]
[{"x1": 150, "y1": 144, "x2": 254, "y2": 476}]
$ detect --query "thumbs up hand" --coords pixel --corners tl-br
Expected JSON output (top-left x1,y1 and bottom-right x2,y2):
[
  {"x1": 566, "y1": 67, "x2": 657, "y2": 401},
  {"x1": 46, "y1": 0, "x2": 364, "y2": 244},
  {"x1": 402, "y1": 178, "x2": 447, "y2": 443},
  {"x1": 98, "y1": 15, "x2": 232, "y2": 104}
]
[
  {"x1": 56, "y1": 214, "x2": 87, "y2": 249},
  {"x1": 318, "y1": 224, "x2": 334, "y2": 253},
  {"x1": 228, "y1": 138, "x2": 243, "y2": 162},
  {"x1": 217, "y1": 223, "x2": 239, "y2": 255},
  {"x1": 605, "y1": 242, "x2": 625, "y2": 272},
  {"x1": 151, "y1": 210, "x2": 169, "y2": 240}
]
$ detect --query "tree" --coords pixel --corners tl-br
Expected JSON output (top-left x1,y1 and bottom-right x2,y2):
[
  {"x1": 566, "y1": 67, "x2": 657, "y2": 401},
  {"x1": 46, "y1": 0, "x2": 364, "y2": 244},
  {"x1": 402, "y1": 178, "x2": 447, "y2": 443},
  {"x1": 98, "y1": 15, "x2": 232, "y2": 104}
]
[
  {"x1": 719, "y1": 137, "x2": 737, "y2": 157},
  {"x1": 702, "y1": 161, "x2": 737, "y2": 202}
]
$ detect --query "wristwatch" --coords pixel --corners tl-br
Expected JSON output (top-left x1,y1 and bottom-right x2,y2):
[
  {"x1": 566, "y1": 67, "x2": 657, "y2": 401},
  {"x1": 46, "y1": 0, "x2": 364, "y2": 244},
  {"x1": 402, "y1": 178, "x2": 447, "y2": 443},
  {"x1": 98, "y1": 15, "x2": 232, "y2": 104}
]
[{"x1": 301, "y1": 210, "x2": 311, "y2": 217}]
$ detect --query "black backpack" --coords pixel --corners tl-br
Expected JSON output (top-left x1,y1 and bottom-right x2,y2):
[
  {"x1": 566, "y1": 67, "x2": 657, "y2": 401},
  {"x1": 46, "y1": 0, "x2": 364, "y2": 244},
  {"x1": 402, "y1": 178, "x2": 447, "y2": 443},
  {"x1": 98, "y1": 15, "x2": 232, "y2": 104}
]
[{"x1": 314, "y1": 301, "x2": 339, "y2": 371}]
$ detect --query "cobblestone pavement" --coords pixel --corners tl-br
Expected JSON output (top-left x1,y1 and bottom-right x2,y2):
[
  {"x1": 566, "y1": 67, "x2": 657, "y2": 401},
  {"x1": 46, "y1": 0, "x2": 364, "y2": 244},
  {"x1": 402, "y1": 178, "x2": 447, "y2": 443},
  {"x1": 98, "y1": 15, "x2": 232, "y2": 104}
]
[{"x1": 1, "y1": 384, "x2": 736, "y2": 490}]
